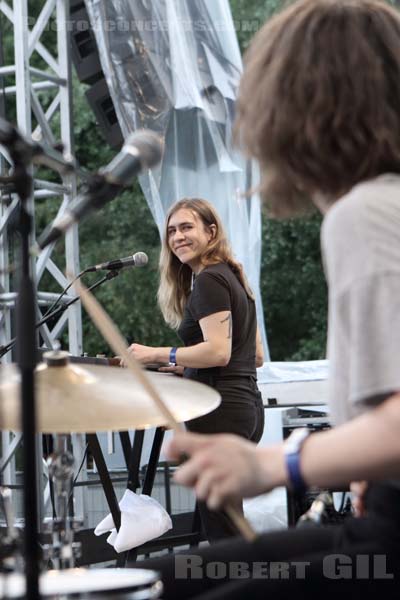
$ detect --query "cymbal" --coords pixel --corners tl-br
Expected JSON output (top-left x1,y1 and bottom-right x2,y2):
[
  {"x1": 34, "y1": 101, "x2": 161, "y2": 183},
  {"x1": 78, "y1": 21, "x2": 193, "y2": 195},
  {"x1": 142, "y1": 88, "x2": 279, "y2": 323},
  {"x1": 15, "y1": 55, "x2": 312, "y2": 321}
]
[{"x1": 0, "y1": 355, "x2": 220, "y2": 433}]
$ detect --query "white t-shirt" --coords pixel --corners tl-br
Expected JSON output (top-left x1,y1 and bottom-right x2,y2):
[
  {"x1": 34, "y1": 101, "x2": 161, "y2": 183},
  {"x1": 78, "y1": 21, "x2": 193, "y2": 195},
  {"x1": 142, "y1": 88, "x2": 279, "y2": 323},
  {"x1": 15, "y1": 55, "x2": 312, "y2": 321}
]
[{"x1": 321, "y1": 174, "x2": 400, "y2": 426}]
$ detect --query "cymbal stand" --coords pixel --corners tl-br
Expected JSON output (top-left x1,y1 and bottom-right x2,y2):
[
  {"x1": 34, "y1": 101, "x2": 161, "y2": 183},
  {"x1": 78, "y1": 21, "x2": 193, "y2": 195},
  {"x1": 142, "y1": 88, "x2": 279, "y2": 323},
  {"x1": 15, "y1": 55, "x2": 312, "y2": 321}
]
[
  {"x1": 43, "y1": 435, "x2": 81, "y2": 569},
  {"x1": 0, "y1": 120, "x2": 40, "y2": 599},
  {"x1": 0, "y1": 487, "x2": 21, "y2": 573}
]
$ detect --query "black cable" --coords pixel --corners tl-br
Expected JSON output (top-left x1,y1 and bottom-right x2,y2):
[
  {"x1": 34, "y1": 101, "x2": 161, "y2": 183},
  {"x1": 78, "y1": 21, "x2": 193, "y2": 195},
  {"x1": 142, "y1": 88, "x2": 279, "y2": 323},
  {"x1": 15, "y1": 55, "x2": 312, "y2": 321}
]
[
  {"x1": 68, "y1": 443, "x2": 89, "y2": 507},
  {"x1": 0, "y1": 270, "x2": 119, "y2": 358},
  {"x1": 40, "y1": 268, "x2": 117, "y2": 324},
  {"x1": 40, "y1": 270, "x2": 86, "y2": 319},
  {"x1": 338, "y1": 491, "x2": 347, "y2": 514}
]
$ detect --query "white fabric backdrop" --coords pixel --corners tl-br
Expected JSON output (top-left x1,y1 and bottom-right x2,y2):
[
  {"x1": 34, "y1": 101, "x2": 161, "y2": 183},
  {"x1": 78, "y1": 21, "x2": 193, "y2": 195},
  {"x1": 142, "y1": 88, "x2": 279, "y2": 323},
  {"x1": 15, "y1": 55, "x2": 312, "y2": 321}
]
[{"x1": 86, "y1": 0, "x2": 269, "y2": 355}]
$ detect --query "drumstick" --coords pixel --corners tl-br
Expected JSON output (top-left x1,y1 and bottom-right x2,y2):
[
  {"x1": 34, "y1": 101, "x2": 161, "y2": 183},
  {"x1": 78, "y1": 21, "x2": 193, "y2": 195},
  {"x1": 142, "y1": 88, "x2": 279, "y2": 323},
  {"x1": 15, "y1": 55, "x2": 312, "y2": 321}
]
[
  {"x1": 73, "y1": 278, "x2": 183, "y2": 434},
  {"x1": 73, "y1": 278, "x2": 257, "y2": 543}
]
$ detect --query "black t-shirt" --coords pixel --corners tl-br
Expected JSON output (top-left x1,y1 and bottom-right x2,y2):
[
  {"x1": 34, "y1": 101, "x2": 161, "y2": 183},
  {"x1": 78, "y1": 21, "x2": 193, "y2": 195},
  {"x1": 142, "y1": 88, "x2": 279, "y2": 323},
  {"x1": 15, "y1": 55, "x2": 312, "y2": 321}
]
[{"x1": 177, "y1": 263, "x2": 257, "y2": 382}]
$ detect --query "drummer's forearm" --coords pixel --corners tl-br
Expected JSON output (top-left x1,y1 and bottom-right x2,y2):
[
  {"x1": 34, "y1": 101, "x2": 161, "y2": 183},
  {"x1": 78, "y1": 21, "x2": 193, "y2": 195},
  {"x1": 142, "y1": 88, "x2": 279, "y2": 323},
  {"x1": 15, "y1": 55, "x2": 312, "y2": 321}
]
[{"x1": 153, "y1": 342, "x2": 230, "y2": 368}]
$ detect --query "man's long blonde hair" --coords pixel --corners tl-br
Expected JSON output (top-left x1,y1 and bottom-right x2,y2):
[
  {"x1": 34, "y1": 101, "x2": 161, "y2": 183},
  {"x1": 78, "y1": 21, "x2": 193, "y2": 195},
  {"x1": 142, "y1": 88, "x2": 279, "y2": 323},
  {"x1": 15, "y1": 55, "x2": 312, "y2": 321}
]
[{"x1": 158, "y1": 198, "x2": 254, "y2": 329}]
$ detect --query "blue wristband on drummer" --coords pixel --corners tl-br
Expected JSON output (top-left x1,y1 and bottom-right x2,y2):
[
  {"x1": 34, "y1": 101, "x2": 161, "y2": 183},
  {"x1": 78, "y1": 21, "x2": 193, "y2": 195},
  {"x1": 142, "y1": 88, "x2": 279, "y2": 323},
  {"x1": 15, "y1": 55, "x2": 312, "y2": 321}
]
[
  {"x1": 169, "y1": 347, "x2": 178, "y2": 366},
  {"x1": 284, "y1": 428, "x2": 310, "y2": 494}
]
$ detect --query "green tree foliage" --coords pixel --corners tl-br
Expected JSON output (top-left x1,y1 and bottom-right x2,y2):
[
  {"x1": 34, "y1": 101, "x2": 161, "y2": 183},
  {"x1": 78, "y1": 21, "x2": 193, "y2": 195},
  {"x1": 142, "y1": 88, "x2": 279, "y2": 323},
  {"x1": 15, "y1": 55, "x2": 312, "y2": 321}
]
[
  {"x1": 262, "y1": 215, "x2": 327, "y2": 361},
  {"x1": 231, "y1": 0, "x2": 328, "y2": 360},
  {"x1": 230, "y1": 0, "x2": 286, "y2": 51}
]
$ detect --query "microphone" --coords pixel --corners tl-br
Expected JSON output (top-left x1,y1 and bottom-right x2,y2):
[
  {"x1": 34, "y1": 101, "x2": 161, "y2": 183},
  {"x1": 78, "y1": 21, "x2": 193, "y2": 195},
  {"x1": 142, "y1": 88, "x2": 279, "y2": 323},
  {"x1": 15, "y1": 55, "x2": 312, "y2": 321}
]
[
  {"x1": 35, "y1": 130, "x2": 163, "y2": 251},
  {"x1": 85, "y1": 251, "x2": 148, "y2": 272}
]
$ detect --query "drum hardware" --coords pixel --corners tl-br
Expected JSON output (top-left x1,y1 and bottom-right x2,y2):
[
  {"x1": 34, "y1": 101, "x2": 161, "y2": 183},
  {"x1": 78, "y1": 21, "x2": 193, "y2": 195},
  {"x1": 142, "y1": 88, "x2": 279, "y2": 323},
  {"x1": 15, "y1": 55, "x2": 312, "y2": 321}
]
[
  {"x1": 0, "y1": 351, "x2": 220, "y2": 433},
  {"x1": 42, "y1": 436, "x2": 82, "y2": 570},
  {"x1": 0, "y1": 488, "x2": 21, "y2": 573},
  {"x1": 282, "y1": 406, "x2": 329, "y2": 428},
  {"x1": 283, "y1": 410, "x2": 331, "y2": 526},
  {"x1": 0, "y1": 432, "x2": 164, "y2": 595},
  {"x1": 0, "y1": 350, "x2": 221, "y2": 568},
  {"x1": 0, "y1": 567, "x2": 163, "y2": 599},
  {"x1": 296, "y1": 491, "x2": 352, "y2": 528},
  {"x1": 0, "y1": 116, "x2": 42, "y2": 599}
]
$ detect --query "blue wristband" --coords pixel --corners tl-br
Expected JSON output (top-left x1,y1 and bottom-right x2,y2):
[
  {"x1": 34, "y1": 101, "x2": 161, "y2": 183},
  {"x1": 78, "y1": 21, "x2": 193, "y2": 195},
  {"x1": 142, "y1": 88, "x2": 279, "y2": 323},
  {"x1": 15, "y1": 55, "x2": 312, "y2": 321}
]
[
  {"x1": 169, "y1": 347, "x2": 177, "y2": 366},
  {"x1": 286, "y1": 451, "x2": 307, "y2": 495}
]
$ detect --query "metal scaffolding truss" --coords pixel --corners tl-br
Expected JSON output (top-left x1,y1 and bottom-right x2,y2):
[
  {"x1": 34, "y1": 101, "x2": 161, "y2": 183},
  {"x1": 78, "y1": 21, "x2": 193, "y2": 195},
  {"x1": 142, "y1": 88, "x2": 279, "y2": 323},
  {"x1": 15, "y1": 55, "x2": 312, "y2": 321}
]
[
  {"x1": 0, "y1": 1, "x2": 87, "y2": 525},
  {"x1": 0, "y1": 0, "x2": 82, "y2": 362}
]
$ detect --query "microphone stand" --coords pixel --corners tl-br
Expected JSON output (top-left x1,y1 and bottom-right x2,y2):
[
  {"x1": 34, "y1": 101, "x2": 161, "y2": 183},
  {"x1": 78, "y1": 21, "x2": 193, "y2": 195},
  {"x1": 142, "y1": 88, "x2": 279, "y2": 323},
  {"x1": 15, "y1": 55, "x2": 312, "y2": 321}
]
[
  {"x1": 12, "y1": 162, "x2": 40, "y2": 600},
  {"x1": 0, "y1": 271, "x2": 120, "y2": 360},
  {"x1": 0, "y1": 119, "x2": 81, "y2": 599}
]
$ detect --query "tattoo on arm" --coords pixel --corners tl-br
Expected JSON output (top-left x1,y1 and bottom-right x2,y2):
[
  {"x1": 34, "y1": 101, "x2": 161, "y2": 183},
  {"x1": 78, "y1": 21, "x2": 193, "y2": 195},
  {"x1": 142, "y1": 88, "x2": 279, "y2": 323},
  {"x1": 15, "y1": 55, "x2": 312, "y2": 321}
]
[{"x1": 220, "y1": 314, "x2": 232, "y2": 339}]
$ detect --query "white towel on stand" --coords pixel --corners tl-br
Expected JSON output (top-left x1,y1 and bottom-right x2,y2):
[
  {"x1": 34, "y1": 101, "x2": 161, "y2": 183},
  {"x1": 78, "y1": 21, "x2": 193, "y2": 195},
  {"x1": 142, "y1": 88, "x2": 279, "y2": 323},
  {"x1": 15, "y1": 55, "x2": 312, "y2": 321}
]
[{"x1": 94, "y1": 489, "x2": 172, "y2": 553}]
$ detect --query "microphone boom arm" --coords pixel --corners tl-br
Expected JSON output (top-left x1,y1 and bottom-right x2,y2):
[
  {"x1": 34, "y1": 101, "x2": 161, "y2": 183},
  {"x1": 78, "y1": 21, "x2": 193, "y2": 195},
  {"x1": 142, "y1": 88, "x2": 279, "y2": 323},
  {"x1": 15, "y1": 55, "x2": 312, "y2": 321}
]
[{"x1": 0, "y1": 271, "x2": 120, "y2": 359}]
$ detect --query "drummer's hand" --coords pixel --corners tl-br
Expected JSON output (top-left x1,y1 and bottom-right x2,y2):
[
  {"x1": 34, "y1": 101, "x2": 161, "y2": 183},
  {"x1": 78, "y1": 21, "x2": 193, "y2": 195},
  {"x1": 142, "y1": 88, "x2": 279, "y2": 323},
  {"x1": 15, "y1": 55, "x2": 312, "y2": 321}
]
[
  {"x1": 158, "y1": 365, "x2": 184, "y2": 376},
  {"x1": 168, "y1": 432, "x2": 286, "y2": 510},
  {"x1": 126, "y1": 343, "x2": 156, "y2": 365}
]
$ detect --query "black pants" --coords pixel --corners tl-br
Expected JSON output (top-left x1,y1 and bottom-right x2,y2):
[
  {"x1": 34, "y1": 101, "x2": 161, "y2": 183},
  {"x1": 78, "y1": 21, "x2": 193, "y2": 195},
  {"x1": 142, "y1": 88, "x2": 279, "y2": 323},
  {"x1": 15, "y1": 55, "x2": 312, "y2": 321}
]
[
  {"x1": 185, "y1": 375, "x2": 265, "y2": 542},
  {"x1": 139, "y1": 483, "x2": 400, "y2": 599}
]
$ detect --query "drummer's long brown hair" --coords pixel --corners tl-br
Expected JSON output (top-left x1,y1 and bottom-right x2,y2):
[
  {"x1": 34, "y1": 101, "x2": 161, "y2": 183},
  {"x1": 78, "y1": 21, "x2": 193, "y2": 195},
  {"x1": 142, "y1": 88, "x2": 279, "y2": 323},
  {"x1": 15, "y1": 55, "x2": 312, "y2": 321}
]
[
  {"x1": 234, "y1": 0, "x2": 400, "y2": 217},
  {"x1": 158, "y1": 198, "x2": 254, "y2": 329}
]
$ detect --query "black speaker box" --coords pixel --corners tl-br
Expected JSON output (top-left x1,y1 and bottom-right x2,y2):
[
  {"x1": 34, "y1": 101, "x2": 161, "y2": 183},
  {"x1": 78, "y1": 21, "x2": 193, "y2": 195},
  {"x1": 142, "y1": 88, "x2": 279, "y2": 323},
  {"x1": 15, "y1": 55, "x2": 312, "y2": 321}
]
[
  {"x1": 85, "y1": 78, "x2": 124, "y2": 148},
  {"x1": 70, "y1": 0, "x2": 103, "y2": 85}
]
